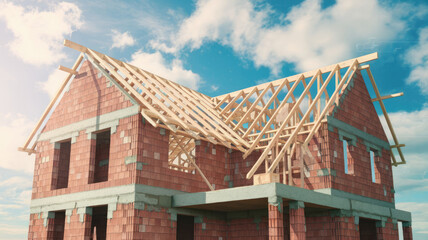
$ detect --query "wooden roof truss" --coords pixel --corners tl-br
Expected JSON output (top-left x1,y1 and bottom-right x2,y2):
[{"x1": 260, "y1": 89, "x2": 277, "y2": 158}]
[{"x1": 19, "y1": 40, "x2": 406, "y2": 185}]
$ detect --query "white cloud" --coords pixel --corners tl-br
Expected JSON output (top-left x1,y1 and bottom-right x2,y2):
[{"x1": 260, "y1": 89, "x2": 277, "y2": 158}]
[
  {"x1": 0, "y1": 176, "x2": 32, "y2": 189},
  {"x1": 38, "y1": 69, "x2": 69, "y2": 99},
  {"x1": 0, "y1": 1, "x2": 83, "y2": 66},
  {"x1": 130, "y1": 51, "x2": 201, "y2": 90},
  {"x1": 155, "y1": 0, "x2": 414, "y2": 74},
  {"x1": 380, "y1": 108, "x2": 428, "y2": 193},
  {"x1": 396, "y1": 202, "x2": 428, "y2": 234},
  {"x1": 210, "y1": 85, "x2": 219, "y2": 92},
  {"x1": 111, "y1": 29, "x2": 136, "y2": 49},
  {"x1": 0, "y1": 223, "x2": 28, "y2": 236},
  {"x1": 405, "y1": 27, "x2": 428, "y2": 94},
  {"x1": 0, "y1": 113, "x2": 35, "y2": 174},
  {"x1": 381, "y1": 108, "x2": 428, "y2": 154}
]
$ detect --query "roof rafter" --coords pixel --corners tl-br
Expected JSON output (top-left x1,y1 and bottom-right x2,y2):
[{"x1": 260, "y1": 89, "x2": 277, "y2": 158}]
[{"x1": 18, "y1": 40, "x2": 406, "y2": 182}]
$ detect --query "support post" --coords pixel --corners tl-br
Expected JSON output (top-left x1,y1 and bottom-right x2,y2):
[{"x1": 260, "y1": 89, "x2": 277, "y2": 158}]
[
  {"x1": 402, "y1": 222, "x2": 413, "y2": 240},
  {"x1": 289, "y1": 201, "x2": 306, "y2": 240},
  {"x1": 268, "y1": 196, "x2": 284, "y2": 240}
]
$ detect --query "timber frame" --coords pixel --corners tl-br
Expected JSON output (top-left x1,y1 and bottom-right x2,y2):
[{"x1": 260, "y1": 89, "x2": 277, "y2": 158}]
[{"x1": 19, "y1": 40, "x2": 406, "y2": 185}]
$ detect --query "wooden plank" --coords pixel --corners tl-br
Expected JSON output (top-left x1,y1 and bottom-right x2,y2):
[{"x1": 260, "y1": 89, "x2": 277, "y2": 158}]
[
  {"x1": 58, "y1": 65, "x2": 78, "y2": 75},
  {"x1": 19, "y1": 53, "x2": 84, "y2": 152},
  {"x1": 371, "y1": 92, "x2": 403, "y2": 102}
]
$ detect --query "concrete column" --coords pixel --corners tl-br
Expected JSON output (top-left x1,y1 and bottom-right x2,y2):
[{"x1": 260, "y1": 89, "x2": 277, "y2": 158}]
[
  {"x1": 289, "y1": 201, "x2": 306, "y2": 240},
  {"x1": 402, "y1": 222, "x2": 413, "y2": 240},
  {"x1": 268, "y1": 196, "x2": 284, "y2": 240}
]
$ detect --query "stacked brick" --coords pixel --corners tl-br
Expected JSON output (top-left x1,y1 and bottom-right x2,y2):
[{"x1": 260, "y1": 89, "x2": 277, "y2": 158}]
[
  {"x1": 227, "y1": 217, "x2": 269, "y2": 239},
  {"x1": 376, "y1": 219, "x2": 399, "y2": 240},
  {"x1": 306, "y1": 215, "x2": 359, "y2": 239},
  {"x1": 328, "y1": 72, "x2": 395, "y2": 203},
  {"x1": 194, "y1": 217, "x2": 228, "y2": 240},
  {"x1": 289, "y1": 205, "x2": 306, "y2": 240},
  {"x1": 268, "y1": 204, "x2": 284, "y2": 240},
  {"x1": 63, "y1": 209, "x2": 92, "y2": 239}
]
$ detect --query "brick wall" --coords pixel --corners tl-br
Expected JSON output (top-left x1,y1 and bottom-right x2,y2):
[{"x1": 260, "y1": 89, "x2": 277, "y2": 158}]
[
  {"x1": 327, "y1": 71, "x2": 394, "y2": 202},
  {"x1": 376, "y1": 218, "x2": 399, "y2": 240},
  {"x1": 135, "y1": 119, "x2": 231, "y2": 192},
  {"x1": 227, "y1": 217, "x2": 269, "y2": 239},
  {"x1": 32, "y1": 114, "x2": 140, "y2": 199},
  {"x1": 306, "y1": 215, "x2": 359, "y2": 239},
  {"x1": 194, "y1": 217, "x2": 228, "y2": 240},
  {"x1": 43, "y1": 61, "x2": 134, "y2": 132}
]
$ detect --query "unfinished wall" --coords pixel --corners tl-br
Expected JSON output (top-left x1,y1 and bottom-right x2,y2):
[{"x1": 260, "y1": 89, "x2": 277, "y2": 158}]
[
  {"x1": 42, "y1": 61, "x2": 134, "y2": 132},
  {"x1": 327, "y1": 71, "x2": 394, "y2": 202},
  {"x1": 135, "y1": 117, "x2": 231, "y2": 192},
  {"x1": 305, "y1": 215, "x2": 359, "y2": 239}
]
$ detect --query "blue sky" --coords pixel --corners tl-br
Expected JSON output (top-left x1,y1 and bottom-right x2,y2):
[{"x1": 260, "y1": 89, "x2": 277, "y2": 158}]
[{"x1": 0, "y1": 0, "x2": 427, "y2": 239}]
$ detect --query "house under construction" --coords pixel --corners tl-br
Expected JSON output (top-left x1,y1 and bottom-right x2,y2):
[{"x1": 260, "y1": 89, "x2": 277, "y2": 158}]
[{"x1": 20, "y1": 40, "x2": 413, "y2": 239}]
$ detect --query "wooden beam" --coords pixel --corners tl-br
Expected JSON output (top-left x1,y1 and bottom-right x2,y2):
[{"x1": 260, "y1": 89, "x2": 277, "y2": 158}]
[
  {"x1": 17, "y1": 147, "x2": 37, "y2": 154},
  {"x1": 216, "y1": 52, "x2": 378, "y2": 99},
  {"x1": 363, "y1": 66, "x2": 406, "y2": 165},
  {"x1": 177, "y1": 138, "x2": 214, "y2": 191},
  {"x1": 371, "y1": 92, "x2": 403, "y2": 102},
  {"x1": 20, "y1": 53, "x2": 84, "y2": 152},
  {"x1": 58, "y1": 65, "x2": 78, "y2": 75}
]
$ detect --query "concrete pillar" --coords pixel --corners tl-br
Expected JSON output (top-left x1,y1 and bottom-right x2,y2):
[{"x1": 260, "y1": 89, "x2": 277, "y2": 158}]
[
  {"x1": 402, "y1": 222, "x2": 413, "y2": 240},
  {"x1": 289, "y1": 201, "x2": 306, "y2": 240},
  {"x1": 268, "y1": 196, "x2": 284, "y2": 240}
]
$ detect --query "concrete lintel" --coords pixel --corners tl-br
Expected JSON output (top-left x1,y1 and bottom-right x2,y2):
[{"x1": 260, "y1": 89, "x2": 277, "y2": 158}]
[
  {"x1": 315, "y1": 188, "x2": 395, "y2": 209},
  {"x1": 402, "y1": 221, "x2": 412, "y2": 227},
  {"x1": 275, "y1": 183, "x2": 350, "y2": 210},
  {"x1": 173, "y1": 183, "x2": 276, "y2": 207},
  {"x1": 31, "y1": 184, "x2": 184, "y2": 214},
  {"x1": 38, "y1": 105, "x2": 139, "y2": 143},
  {"x1": 338, "y1": 130, "x2": 357, "y2": 146},
  {"x1": 391, "y1": 208, "x2": 412, "y2": 222},
  {"x1": 85, "y1": 119, "x2": 119, "y2": 136},
  {"x1": 327, "y1": 116, "x2": 390, "y2": 150},
  {"x1": 350, "y1": 199, "x2": 390, "y2": 217}
]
